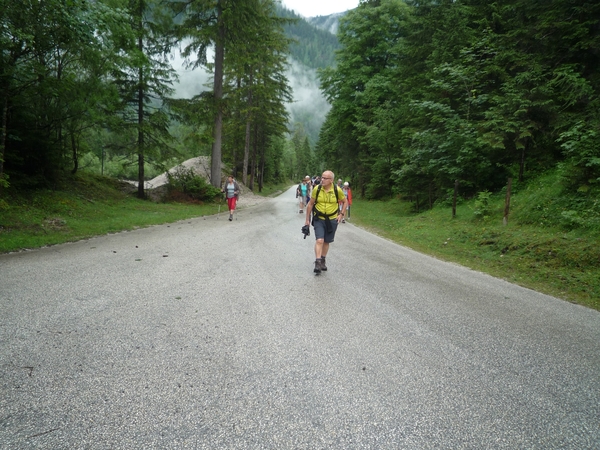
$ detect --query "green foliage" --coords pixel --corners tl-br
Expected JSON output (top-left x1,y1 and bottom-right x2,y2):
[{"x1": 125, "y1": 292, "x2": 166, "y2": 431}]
[
  {"x1": 78, "y1": 152, "x2": 169, "y2": 180},
  {"x1": 317, "y1": 0, "x2": 600, "y2": 217},
  {"x1": 290, "y1": 124, "x2": 317, "y2": 179},
  {"x1": 278, "y1": 7, "x2": 341, "y2": 69},
  {"x1": 511, "y1": 170, "x2": 600, "y2": 232},
  {"x1": 2, "y1": 0, "x2": 292, "y2": 196},
  {"x1": 166, "y1": 166, "x2": 222, "y2": 202},
  {"x1": 557, "y1": 118, "x2": 600, "y2": 189},
  {"x1": 472, "y1": 190, "x2": 492, "y2": 220}
]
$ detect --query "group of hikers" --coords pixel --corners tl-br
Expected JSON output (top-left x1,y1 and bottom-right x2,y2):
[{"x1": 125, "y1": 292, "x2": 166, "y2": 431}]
[
  {"x1": 297, "y1": 171, "x2": 353, "y2": 274},
  {"x1": 296, "y1": 174, "x2": 353, "y2": 222},
  {"x1": 222, "y1": 171, "x2": 353, "y2": 274}
]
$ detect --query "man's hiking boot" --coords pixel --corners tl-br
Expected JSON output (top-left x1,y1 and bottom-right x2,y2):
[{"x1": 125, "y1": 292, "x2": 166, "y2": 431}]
[
  {"x1": 320, "y1": 256, "x2": 327, "y2": 271},
  {"x1": 314, "y1": 259, "x2": 322, "y2": 274}
]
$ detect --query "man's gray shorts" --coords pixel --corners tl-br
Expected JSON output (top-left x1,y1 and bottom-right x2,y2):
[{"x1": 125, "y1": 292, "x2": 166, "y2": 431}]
[{"x1": 313, "y1": 217, "x2": 338, "y2": 243}]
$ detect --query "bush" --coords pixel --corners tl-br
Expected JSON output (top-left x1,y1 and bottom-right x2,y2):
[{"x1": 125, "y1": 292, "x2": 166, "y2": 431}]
[
  {"x1": 166, "y1": 166, "x2": 222, "y2": 202},
  {"x1": 472, "y1": 190, "x2": 492, "y2": 220}
]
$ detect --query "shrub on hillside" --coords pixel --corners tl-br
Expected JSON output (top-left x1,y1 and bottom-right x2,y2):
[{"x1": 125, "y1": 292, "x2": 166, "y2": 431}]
[{"x1": 166, "y1": 166, "x2": 221, "y2": 202}]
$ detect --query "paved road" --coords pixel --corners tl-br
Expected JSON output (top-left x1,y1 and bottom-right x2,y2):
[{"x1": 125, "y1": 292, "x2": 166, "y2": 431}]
[{"x1": 1, "y1": 187, "x2": 599, "y2": 449}]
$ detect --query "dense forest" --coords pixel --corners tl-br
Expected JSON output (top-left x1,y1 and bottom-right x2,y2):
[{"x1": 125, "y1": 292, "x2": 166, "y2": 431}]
[
  {"x1": 318, "y1": 0, "x2": 600, "y2": 224},
  {"x1": 0, "y1": 0, "x2": 293, "y2": 196},
  {"x1": 4, "y1": 0, "x2": 599, "y2": 229}
]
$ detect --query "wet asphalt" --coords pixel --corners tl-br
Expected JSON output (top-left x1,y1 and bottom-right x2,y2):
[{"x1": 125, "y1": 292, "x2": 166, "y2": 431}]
[{"x1": 1, "y1": 187, "x2": 599, "y2": 449}]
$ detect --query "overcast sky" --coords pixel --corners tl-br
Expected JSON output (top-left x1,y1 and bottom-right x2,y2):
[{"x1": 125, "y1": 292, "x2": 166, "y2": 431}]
[{"x1": 281, "y1": 0, "x2": 359, "y2": 18}]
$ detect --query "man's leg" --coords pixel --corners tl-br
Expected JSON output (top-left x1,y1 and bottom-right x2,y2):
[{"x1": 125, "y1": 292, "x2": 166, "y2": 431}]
[
  {"x1": 320, "y1": 242, "x2": 330, "y2": 271},
  {"x1": 314, "y1": 239, "x2": 324, "y2": 259},
  {"x1": 313, "y1": 239, "x2": 324, "y2": 273},
  {"x1": 320, "y1": 219, "x2": 338, "y2": 271}
]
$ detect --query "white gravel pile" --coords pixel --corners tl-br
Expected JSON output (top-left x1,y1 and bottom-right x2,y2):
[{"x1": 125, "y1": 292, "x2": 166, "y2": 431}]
[{"x1": 144, "y1": 156, "x2": 269, "y2": 207}]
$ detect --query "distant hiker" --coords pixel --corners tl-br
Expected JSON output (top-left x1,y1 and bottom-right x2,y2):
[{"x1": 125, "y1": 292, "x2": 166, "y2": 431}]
[
  {"x1": 305, "y1": 170, "x2": 347, "y2": 274},
  {"x1": 342, "y1": 181, "x2": 353, "y2": 223},
  {"x1": 296, "y1": 175, "x2": 312, "y2": 213},
  {"x1": 221, "y1": 175, "x2": 240, "y2": 221}
]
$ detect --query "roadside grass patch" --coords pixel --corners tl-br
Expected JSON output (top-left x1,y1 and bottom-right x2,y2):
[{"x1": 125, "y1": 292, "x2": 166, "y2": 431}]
[
  {"x1": 351, "y1": 197, "x2": 599, "y2": 311},
  {"x1": 254, "y1": 181, "x2": 294, "y2": 197},
  {"x1": 0, "y1": 174, "x2": 217, "y2": 253}
]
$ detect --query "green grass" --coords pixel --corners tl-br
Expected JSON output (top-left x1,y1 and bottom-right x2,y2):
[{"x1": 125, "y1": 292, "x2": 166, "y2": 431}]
[
  {"x1": 1, "y1": 173, "x2": 598, "y2": 311},
  {"x1": 253, "y1": 181, "x2": 294, "y2": 197},
  {"x1": 0, "y1": 174, "x2": 219, "y2": 252},
  {"x1": 350, "y1": 197, "x2": 599, "y2": 311}
]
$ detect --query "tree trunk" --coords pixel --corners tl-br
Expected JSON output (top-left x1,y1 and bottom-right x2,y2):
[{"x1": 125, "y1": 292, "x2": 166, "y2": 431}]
[
  {"x1": 503, "y1": 178, "x2": 512, "y2": 226},
  {"x1": 243, "y1": 80, "x2": 253, "y2": 186},
  {"x1": 452, "y1": 180, "x2": 458, "y2": 218},
  {"x1": 211, "y1": 0, "x2": 225, "y2": 188},
  {"x1": 0, "y1": 92, "x2": 8, "y2": 191},
  {"x1": 258, "y1": 129, "x2": 265, "y2": 192},
  {"x1": 70, "y1": 131, "x2": 78, "y2": 175},
  {"x1": 137, "y1": 26, "x2": 145, "y2": 199},
  {"x1": 519, "y1": 139, "x2": 528, "y2": 183},
  {"x1": 429, "y1": 181, "x2": 433, "y2": 209},
  {"x1": 249, "y1": 123, "x2": 258, "y2": 191}
]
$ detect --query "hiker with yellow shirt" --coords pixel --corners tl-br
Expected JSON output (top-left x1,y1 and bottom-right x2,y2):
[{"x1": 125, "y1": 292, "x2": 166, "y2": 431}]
[{"x1": 304, "y1": 170, "x2": 347, "y2": 274}]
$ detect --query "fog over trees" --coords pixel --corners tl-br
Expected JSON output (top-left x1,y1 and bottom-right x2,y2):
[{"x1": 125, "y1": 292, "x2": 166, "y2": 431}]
[{"x1": 170, "y1": 4, "x2": 340, "y2": 146}]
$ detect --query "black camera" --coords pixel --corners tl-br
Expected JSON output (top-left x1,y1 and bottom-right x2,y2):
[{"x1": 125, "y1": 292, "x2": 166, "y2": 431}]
[{"x1": 301, "y1": 225, "x2": 310, "y2": 239}]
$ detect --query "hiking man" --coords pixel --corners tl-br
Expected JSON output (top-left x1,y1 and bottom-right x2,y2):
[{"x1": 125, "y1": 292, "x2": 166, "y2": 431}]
[{"x1": 305, "y1": 170, "x2": 348, "y2": 274}]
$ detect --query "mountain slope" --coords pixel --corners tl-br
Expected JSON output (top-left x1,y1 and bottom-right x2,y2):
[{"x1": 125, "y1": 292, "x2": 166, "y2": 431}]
[
  {"x1": 307, "y1": 13, "x2": 345, "y2": 35},
  {"x1": 279, "y1": 7, "x2": 341, "y2": 69}
]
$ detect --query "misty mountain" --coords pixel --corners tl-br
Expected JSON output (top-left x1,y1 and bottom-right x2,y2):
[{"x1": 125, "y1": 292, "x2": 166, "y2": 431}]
[
  {"x1": 171, "y1": 7, "x2": 344, "y2": 146},
  {"x1": 307, "y1": 13, "x2": 345, "y2": 35},
  {"x1": 280, "y1": 8, "x2": 341, "y2": 70},
  {"x1": 278, "y1": 7, "x2": 343, "y2": 143}
]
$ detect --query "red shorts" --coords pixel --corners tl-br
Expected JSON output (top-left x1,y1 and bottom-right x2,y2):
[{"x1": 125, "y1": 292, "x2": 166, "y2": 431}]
[{"x1": 227, "y1": 196, "x2": 237, "y2": 211}]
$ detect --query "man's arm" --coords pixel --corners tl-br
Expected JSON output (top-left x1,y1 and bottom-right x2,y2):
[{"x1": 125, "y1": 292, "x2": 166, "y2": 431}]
[
  {"x1": 337, "y1": 197, "x2": 348, "y2": 223},
  {"x1": 305, "y1": 197, "x2": 315, "y2": 225}
]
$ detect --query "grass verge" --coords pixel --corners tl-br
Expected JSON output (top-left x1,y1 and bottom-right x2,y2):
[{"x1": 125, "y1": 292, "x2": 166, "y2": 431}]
[
  {"x1": 0, "y1": 174, "x2": 218, "y2": 253},
  {"x1": 253, "y1": 181, "x2": 294, "y2": 197},
  {"x1": 350, "y1": 198, "x2": 599, "y2": 311}
]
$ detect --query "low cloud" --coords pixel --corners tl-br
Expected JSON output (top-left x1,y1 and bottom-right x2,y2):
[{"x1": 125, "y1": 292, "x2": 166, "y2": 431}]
[
  {"x1": 170, "y1": 45, "x2": 213, "y2": 99},
  {"x1": 285, "y1": 58, "x2": 331, "y2": 143},
  {"x1": 168, "y1": 51, "x2": 330, "y2": 144}
]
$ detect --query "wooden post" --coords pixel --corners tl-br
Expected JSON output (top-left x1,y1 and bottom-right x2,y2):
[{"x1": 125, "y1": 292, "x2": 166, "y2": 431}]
[
  {"x1": 503, "y1": 178, "x2": 512, "y2": 225},
  {"x1": 452, "y1": 179, "x2": 458, "y2": 218}
]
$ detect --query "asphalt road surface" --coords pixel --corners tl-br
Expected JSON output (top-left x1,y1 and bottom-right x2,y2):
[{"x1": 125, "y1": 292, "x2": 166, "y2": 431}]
[{"x1": 1, "y1": 187, "x2": 599, "y2": 449}]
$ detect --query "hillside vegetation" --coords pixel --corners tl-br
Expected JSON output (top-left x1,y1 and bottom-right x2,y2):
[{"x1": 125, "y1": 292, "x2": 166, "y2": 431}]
[
  {"x1": 1, "y1": 172, "x2": 597, "y2": 311},
  {"x1": 318, "y1": 0, "x2": 600, "y2": 214},
  {"x1": 280, "y1": 7, "x2": 340, "y2": 69}
]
